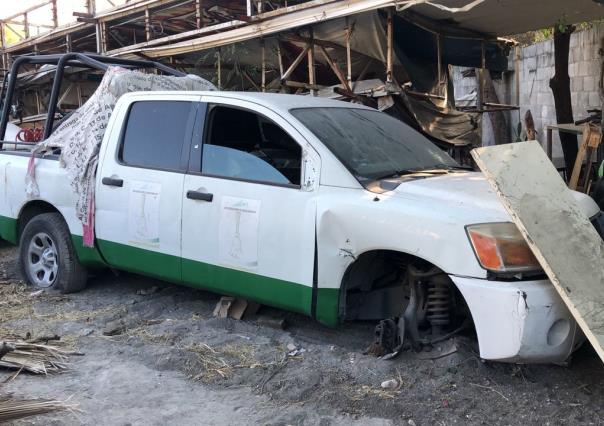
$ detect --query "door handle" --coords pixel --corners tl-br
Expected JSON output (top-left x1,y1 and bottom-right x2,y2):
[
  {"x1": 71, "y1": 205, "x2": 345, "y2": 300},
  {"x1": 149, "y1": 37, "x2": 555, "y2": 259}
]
[
  {"x1": 186, "y1": 190, "x2": 213, "y2": 202},
  {"x1": 102, "y1": 177, "x2": 123, "y2": 187}
]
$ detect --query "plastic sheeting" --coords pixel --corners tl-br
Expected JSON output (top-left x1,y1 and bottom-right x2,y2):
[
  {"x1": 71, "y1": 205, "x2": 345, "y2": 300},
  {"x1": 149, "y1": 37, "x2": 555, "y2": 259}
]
[{"x1": 26, "y1": 66, "x2": 215, "y2": 247}]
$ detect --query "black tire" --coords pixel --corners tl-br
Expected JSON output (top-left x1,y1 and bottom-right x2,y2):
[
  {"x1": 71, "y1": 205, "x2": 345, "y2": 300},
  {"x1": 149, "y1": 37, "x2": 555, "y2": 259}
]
[{"x1": 19, "y1": 212, "x2": 88, "y2": 293}]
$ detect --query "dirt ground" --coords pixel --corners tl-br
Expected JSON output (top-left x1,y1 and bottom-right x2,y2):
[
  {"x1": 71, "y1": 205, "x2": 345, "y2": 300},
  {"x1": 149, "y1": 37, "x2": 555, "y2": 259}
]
[{"x1": 1, "y1": 241, "x2": 604, "y2": 426}]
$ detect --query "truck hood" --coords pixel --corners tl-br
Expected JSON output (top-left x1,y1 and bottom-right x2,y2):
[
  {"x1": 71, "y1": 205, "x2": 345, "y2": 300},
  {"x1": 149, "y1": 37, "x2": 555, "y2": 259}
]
[{"x1": 386, "y1": 171, "x2": 600, "y2": 223}]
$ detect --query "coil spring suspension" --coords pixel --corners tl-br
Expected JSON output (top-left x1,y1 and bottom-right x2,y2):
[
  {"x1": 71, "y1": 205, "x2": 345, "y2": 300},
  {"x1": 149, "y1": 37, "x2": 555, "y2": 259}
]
[{"x1": 426, "y1": 276, "x2": 451, "y2": 333}]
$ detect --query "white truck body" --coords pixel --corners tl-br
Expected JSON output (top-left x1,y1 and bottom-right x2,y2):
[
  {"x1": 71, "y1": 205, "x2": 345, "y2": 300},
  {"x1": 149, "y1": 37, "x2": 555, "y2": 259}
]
[{"x1": 0, "y1": 91, "x2": 601, "y2": 363}]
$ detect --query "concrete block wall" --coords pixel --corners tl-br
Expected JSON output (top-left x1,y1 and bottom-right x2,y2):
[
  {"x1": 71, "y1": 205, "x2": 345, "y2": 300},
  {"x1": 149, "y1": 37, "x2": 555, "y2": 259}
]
[{"x1": 452, "y1": 23, "x2": 603, "y2": 161}]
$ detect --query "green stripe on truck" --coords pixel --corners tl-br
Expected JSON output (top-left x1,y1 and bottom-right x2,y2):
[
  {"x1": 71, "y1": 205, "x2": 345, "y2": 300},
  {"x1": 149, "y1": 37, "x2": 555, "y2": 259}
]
[
  {"x1": 1, "y1": 214, "x2": 340, "y2": 326},
  {"x1": 97, "y1": 238, "x2": 341, "y2": 326},
  {"x1": 0, "y1": 215, "x2": 18, "y2": 245}
]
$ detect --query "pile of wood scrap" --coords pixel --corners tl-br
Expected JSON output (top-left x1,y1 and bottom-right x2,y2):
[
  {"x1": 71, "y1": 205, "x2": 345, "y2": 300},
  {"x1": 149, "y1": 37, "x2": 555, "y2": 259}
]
[
  {"x1": 0, "y1": 394, "x2": 74, "y2": 422},
  {"x1": 0, "y1": 338, "x2": 79, "y2": 374}
]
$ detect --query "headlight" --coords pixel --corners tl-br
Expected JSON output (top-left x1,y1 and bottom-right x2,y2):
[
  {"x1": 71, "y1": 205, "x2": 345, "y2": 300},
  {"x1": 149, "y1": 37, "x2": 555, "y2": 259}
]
[{"x1": 466, "y1": 222, "x2": 541, "y2": 273}]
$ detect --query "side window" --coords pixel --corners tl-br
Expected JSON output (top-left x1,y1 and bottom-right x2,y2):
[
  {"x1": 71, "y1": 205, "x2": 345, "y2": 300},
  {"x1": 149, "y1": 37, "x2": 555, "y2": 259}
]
[
  {"x1": 202, "y1": 105, "x2": 302, "y2": 186},
  {"x1": 119, "y1": 101, "x2": 193, "y2": 171}
]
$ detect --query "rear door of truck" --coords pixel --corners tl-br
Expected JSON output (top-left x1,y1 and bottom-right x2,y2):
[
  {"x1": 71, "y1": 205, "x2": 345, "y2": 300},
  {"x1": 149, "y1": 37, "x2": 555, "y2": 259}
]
[{"x1": 94, "y1": 94, "x2": 200, "y2": 282}]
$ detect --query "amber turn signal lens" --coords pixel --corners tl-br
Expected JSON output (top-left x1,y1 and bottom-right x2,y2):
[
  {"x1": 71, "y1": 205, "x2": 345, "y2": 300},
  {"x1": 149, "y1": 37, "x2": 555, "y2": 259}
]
[{"x1": 467, "y1": 223, "x2": 541, "y2": 273}]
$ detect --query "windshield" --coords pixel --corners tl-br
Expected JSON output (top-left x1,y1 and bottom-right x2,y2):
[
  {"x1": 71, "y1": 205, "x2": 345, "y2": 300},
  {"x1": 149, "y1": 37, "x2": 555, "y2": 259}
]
[{"x1": 290, "y1": 107, "x2": 459, "y2": 180}]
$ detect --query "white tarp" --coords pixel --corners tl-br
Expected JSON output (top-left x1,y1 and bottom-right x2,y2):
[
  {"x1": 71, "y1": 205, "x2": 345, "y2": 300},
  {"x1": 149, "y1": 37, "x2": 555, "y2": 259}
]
[{"x1": 26, "y1": 66, "x2": 215, "y2": 246}]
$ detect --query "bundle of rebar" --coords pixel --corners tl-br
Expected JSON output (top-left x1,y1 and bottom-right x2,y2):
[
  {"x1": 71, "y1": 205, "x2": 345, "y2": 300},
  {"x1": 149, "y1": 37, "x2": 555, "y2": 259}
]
[
  {"x1": 0, "y1": 395, "x2": 73, "y2": 422},
  {"x1": 0, "y1": 339, "x2": 76, "y2": 374}
]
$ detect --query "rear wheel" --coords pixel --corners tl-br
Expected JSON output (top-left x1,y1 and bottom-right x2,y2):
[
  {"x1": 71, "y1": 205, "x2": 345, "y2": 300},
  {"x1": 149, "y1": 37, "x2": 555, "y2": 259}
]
[{"x1": 19, "y1": 213, "x2": 88, "y2": 293}]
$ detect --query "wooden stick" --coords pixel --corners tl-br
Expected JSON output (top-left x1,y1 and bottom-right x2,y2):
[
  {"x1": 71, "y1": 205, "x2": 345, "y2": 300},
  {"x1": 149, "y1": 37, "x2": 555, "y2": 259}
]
[
  {"x1": 386, "y1": 8, "x2": 393, "y2": 83},
  {"x1": 318, "y1": 45, "x2": 349, "y2": 90},
  {"x1": 281, "y1": 44, "x2": 309, "y2": 82},
  {"x1": 261, "y1": 38, "x2": 266, "y2": 92}
]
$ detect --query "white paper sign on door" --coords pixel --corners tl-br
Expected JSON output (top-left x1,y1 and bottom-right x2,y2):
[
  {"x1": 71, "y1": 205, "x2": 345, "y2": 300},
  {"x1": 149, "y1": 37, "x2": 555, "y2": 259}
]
[
  {"x1": 219, "y1": 196, "x2": 261, "y2": 269},
  {"x1": 128, "y1": 181, "x2": 161, "y2": 248}
]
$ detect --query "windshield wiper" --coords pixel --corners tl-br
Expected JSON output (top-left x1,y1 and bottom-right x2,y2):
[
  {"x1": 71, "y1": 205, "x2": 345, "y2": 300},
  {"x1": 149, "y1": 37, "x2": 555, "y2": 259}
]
[
  {"x1": 371, "y1": 164, "x2": 472, "y2": 181},
  {"x1": 425, "y1": 163, "x2": 473, "y2": 171},
  {"x1": 371, "y1": 170, "x2": 424, "y2": 181}
]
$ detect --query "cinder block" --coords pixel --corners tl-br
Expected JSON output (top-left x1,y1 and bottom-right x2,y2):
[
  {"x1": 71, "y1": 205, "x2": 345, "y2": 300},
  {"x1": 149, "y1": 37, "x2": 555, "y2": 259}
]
[
  {"x1": 577, "y1": 61, "x2": 590, "y2": 77},
  {"x1": 583, "y1": 76, "x2": 596, "y2": 92},
  {"x1": 588, "y1": 91, "x2": 601, "y2": 108},
  {"x1": 537, "y1": 92, "x2": 554, "y2": 106},
  {"x1": 536, "y1": 66, "x2": 553, "y2": 81},
  {"x1": 568, "y1": 62, "x2": 579, "y2": 77},
  {"x1": 571, "y1": 48, "x2": 582, "y2": 63},
  {"x1": 583, "y1": 47, "x2": 595, "y2": 61},
  {"x1": 524, "y1": 56, "x2": 537, "y2": 71},
  {"x1": 571, "y1": 77, "x2": 584, "y2": 92},
  {"x1": 578, "y1": 92, "x2": 590, "y2": 107},
  {"x1": 525, "y1": 44, "x2": 536, "y2": 58},
  {"x1": 589, "y1": 59, "x2": 601, "y2": 76}
]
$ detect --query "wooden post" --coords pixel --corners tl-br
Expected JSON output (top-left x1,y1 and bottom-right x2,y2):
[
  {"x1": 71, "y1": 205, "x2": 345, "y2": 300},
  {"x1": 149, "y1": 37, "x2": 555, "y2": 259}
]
[
  {"x1": 66, "y1": 33, "x2": 72, "y2": 52},
  {"x1": 87, "y1": 0, "x2": 96, "y2": 15},
  {"x1": 277, "y1": 40, "x2": 284, "y2": 78},
  {"x1": 476, "y1": 41, "x2": 486, "y2": 111},
  {"x1": 0, "y1": 23, "x2": 4, "y2": 50},
  {"x1": 515, "y1": 45, "x2": 520, "y2": 107},
  {"x1": 100, "y1": 21, "x2": 107, "y2": 53},
  {"x1": 51, "y1": 0, "x2": 58, "y2": 28},
  {"x1": 345, "y1": 18, "x2": 352, "y2": 89},
  {"x1": 386, "y1": 8, "x2": 393, "y2": 83},
  {"x1": 281, "y1": 45, "x2": 310, "y2": 82},
  {"x1": 145, "y1": 8, "x2": 151, "y2": 42},
  {"x1": 261, "y1": 39, "x2": 266, "y2": 92},
  {"x1": 436, "y1": 33, "x2": 442, "y2": 87},
  {"x1": 319, "y1": 45, "x2": 350, "y2": 91},
  {"x1": 308, "y1": 33, "x2": 316, "y2": 96},
  {"x1": 195, "y1": 0, "x2": 203, "y2": 29},
  {"x1": 95, "y1": 21, "x2": 102, "y2": 53},
  {"x1": 217, "y1": 47, "x2": 222, "y2": 89},
  {"x1": 23, "y1": 13, "x2": 30, "y2": 39}
]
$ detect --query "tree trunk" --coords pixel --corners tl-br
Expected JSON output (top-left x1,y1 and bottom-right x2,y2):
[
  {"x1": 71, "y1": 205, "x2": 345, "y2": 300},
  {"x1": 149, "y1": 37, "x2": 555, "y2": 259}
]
[
  {"x1": 476, "y1": 68, "x2": 510, "y2": 145},
  {"x1": 549, "y1": 24, "x2": 577, "y2": 176}
]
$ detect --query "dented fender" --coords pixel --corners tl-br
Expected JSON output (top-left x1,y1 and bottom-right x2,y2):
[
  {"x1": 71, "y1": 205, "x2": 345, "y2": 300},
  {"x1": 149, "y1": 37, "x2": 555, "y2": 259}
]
[{"x1": 450, "y1": 275, "x2": 580, "y2": 363}]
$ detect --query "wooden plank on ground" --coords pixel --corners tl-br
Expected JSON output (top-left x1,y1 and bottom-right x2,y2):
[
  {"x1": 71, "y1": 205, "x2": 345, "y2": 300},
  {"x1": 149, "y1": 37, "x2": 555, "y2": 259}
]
[{"x1": 471, "y1": 140, "x2": 604, "y2": 363}]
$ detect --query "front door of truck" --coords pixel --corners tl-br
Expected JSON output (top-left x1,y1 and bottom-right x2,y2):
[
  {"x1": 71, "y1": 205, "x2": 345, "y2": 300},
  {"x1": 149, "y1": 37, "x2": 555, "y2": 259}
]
[
  {"x1": 181, "y1": 98, "x2": 320, "y2": 315},
  {"x1": 95, "y1": 95, "x2": 200, "y2": 282}
]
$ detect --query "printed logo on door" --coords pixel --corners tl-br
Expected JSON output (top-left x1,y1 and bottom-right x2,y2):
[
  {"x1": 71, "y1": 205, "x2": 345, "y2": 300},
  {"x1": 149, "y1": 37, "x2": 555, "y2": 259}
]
[{"x1": 219, "y1": 196, "x2": 260, "y2": 269}]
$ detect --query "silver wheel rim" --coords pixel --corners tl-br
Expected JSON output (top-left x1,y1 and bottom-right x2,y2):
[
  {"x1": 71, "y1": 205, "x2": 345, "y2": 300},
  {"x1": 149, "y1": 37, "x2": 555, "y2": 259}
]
[{"x1": 27, "y1": 232, "x2": 59, "y2": 288}]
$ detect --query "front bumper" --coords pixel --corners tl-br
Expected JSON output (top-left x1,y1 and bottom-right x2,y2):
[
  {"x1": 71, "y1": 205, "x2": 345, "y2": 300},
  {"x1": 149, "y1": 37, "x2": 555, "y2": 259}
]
[{"x1": 450, "y1": 275, "x2": 582, "y2": 363}]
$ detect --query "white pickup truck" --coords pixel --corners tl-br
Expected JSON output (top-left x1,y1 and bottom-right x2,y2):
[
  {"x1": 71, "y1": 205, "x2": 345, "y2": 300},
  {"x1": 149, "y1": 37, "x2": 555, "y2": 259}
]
[{"x1": 1, "y1": 91, "x2": 602, "y2": 363}]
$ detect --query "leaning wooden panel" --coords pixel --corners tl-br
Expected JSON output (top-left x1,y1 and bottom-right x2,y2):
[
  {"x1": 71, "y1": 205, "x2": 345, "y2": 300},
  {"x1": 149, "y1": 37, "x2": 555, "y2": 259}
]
[{"x1": 471, "y1": 140, "x2": 604, "y2": 363}]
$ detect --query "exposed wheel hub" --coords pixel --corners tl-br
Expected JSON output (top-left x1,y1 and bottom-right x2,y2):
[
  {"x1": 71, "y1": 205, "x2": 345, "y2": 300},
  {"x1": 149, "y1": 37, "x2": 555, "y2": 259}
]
[{"x1": 27, "y1": 232, "x2": 59, "y2": 288}]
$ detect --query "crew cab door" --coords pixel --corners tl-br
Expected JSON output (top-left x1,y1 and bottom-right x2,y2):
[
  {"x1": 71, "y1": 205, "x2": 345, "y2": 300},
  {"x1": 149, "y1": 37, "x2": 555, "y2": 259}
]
[
  {"x1": 95, "y1": 95, "x2": 199, "y2": 282},
  {"x1": 181, "y1": 98, "x2": 320, "y2": 315}
]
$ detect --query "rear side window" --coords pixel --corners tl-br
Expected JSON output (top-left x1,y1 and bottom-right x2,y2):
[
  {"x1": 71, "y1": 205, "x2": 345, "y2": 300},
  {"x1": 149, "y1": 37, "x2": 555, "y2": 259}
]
[{"x1": 119, "y1": 101, "x2": 193, "y2": 171}]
